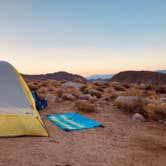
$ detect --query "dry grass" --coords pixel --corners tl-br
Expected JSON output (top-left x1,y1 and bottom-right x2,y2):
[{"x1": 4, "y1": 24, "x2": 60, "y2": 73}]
[
  {"x1": 75, "y1": 100, "x2": 96, "y2": 113},
  {"x1": 111, "y1": 82, "x2": 126, "y2": 91},
  {"x1": 115, "y1": 96, "x2": 146, "y2": 113},
  {"x1": 144, "y1": 101, "x2": 166, "y2": 120},
  {"x1": 155, "y1": 85, "x2": 166, "y2": 94},
  {"x1": 27, "y1": 79, "x2": 166, "y2": 120}
]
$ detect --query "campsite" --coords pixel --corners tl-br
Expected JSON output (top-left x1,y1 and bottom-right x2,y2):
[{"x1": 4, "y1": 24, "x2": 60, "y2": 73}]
[
  {"x1": 1, "y1": 1, "x2": 166, "y2": 166},
  {"x1": 0, "y1": 61, "x2": 166, "y2": 166}
]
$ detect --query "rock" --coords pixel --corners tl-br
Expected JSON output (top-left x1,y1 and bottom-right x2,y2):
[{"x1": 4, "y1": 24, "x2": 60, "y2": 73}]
[
  {"x1": 96, "y1": 107, "x2": 104, "y2": 111},
  {"x1": 55, "y1": 96, "x2": 62, "y2": 102},
  {"x1": 132, "y1": 113, "x2": 146, "y2": 122},
  {"x1": 45, "y1": 93, "x2": 57, "y2": 103},
  {"x1": 79, "y1": 94, "x2": 93, "y2": 101},
  {"x1": 45, "y1": 93, "x2": 62, "y2": 103},
  {"x1": 62, "y1": 82, "x2": 85, "y2": 89},
  {"x1": 159, "y1": 97, "x2": 166, "y2": 102},
  {"x1": 62, "y1": 93, "x2": 75, "y2": 101},
  {"x1": 116, "y1": 96, "x2": 139, "y2": 102}
]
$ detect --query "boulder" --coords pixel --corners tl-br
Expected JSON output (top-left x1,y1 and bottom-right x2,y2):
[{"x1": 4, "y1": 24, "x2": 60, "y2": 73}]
[
  {"x1": 159, "y1": 97, "x2": 166, "y2": 102},
  {"x1": 45, "y1": 93, "x2": 57, "y2": 103},
  {"x1": 132, "y1": 113, "x2": 146, "y2": 122},
  {"x1": 62, "y1": 81, "x2": 85, "y2": 89},
  {"x1": 79, "y1": 94, "x2": 93, "y2": 101},
  {"x1": 62, "y1": 93, "x2": 75, "y2": 101}
]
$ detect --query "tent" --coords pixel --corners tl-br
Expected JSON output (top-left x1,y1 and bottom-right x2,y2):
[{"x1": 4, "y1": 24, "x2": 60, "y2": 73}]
[{"x1": 0, "y1": 61, "x2": 48, "y2": 137}]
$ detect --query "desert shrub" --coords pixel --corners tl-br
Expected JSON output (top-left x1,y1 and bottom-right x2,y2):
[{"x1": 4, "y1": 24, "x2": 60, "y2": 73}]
[
  {"x1": 122, "y1": 83, "x2": 130, "y2": 89},
  {"x1": 144, "y1": 101, "x2": 166, "y2": 120},
  {"x1": 112, "y1": 82, "x2": 126, "y2": 91},
  {"x1": 55, "y1": 88, "x2": 64, "y2": 97},
  {"x1": 115, "y1": 96, "x2": 145, "y2": 113},
  {"x1": 80, "y1": 85, "x2": 87, "y2": 93},
  {"x1": 155, "y1": 85, "x2": 166, "y2": 94},
  {"x1": 62, "y1": 93, "x2": 75, "y2": 101},
  {"x1": 125, "y1": 88, "x2": 142, "y2": 96},
  {"x1": 89, "y1": 89, "x2": 102, "y2": 99},
  {"x1": 39, "y1": 81, "x2": 48, "y2": 87},
  {"x1": 75, "y1": 100, "x2": 96, "y2": 113},
  {"x1": 144, "y1": 84, "x2": 154, "y2": 91},
  {"x1": 38, "y1": 93, "x2": 46, "y2": 100},
  {"x1": 47, "y1": 86, "x2": 56, "y2": 92},
  {"x1": 95, "y1": 86, "x2": 104, "y2": 92},
  {"x1": 28, "y1": 82, "x2": 39, "y2": 91},
  {"x1": 66, "y1": 87, "x2": 82, "y2": 98}
]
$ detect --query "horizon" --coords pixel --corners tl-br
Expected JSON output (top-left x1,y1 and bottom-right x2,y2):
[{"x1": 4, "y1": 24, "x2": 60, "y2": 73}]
[
  {"x1": 1, "y1": 1, "x2": 166, "y2": 76},
  {"x1": 21, "y1": 69, "x2": 166, "y2": 78}
]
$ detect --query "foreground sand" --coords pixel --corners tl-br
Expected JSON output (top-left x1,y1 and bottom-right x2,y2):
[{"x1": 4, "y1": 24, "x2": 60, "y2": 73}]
[{"x1": 0, "y1": 101, "x2": 166, "y2": 166}]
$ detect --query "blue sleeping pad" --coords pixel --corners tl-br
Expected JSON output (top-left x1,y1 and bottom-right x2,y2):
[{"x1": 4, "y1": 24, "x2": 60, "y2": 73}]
[
  {"x1": 47, "y1": 113, "x2": 103, "y2": 131},
  {"x1": 32, "y1": 91, "x2": 48, "y2": 111}
]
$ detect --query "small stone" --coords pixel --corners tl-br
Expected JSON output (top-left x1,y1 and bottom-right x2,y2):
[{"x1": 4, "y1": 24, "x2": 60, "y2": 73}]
[
  {"x1": 62, "y1": 81, "x2": 85, "y2": 89},
  {"x1": 132, "y1": 113, "x2": 146, "y2": 122},
  {"x1": 79, "y1": 94, "x2": 93, "y2": 101},
  {"x1": 62, "y1": 93, "x2": 75, "y2": 101}
]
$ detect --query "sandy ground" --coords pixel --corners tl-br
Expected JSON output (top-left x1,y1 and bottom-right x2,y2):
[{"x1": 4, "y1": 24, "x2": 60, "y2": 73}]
[{"x1": 0, "y1": 101, "x2": 166, "y2": 166}]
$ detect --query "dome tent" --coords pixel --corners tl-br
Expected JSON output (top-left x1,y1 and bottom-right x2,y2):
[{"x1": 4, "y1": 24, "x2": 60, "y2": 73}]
[{"x1": 0, "y1": 61, "x2": 48, "y2": 137}]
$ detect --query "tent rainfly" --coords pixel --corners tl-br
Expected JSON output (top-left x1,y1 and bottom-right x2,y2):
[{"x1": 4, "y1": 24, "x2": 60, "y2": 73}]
[{"x1": 0, "y1": 61, "x2": 48, "y2": 137}]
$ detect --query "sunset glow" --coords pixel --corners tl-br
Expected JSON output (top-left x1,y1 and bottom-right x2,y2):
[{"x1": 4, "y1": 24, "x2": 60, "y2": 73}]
[{"x1": 0, "y1": 1, "x2": 165, "y2": 76}]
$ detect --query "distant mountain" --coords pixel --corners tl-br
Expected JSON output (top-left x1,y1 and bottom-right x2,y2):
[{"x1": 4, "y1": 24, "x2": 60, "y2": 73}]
[
  {"x1": 110, "y1": 71, "x2": 166, "y2": 85},
  {"x1": 157, "y1": 70, "x2": 166, "y2": 74},
  {"x1": 87, "y1": 74, "x2": 114, "y2": 80},
  {"x1": 22, "y1": 71, "x2": 86, "y2": 82}
]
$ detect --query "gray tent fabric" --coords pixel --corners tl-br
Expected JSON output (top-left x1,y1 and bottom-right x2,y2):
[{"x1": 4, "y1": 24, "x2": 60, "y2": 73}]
[{"x1": 0, "y1": 61, "x2": 34, "y2": 115}]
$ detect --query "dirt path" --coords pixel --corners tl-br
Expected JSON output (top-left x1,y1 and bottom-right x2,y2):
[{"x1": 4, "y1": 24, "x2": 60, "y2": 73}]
[{"x1": 0, "y1": 102, "x2": 166, "y2": 166}]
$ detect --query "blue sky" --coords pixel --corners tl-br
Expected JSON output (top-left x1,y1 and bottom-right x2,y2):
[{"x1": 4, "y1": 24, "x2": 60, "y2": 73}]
[{"x1": 0, "y1": 0, "x2": 166, "y2": 76}]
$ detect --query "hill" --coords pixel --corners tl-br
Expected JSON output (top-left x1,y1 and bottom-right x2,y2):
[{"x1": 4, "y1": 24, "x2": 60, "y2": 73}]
[
  {"x1": 110, "y1": 71, "x2": 166, "y2": 85},
  {"x1": 22, "y1": 71, "x2": 86, "y2": 82}
]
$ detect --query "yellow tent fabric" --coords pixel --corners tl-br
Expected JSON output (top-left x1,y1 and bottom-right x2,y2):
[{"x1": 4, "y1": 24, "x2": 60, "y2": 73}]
[{"x1": 0, "y1": 61, "x2": 48, "y2": 137}]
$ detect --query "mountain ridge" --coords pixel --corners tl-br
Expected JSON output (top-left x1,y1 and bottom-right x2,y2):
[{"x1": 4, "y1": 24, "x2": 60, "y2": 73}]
[
  {"x1": 22, "y1": 71, "x2": 86, "y2": 82},
  {"x1": 110, "y1": 70, "x2": 166, "y2": 85}
]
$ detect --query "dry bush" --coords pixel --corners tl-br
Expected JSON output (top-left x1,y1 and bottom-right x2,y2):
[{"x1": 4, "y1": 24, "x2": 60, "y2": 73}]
[
  {"x1": 95, "y1": 86, "x2": 105, "y2": 92},
  {"x1": 55, "y1": 88, "x2": 64, "y2": 97},
  {"x1": 75, "y1": 100, "x2": 96, "y2": 113},
  {"x1": 143, "y1": 90, "x2": 158, "y2": 100},
  {"x1": 73, "y1": 78, "x2": 86, "y2": 83},
  {"x1": 38, "y1": 86, "x2": 47, "y2": 93},
  {"x1": 144, "y1": 101, "x2": 166, "y2": 120},
  {"x1": 28, "y1": 82, "x2": 39, "y2": 91},
  {"x1": 125, "y1": 87, "x2": 142, "y2": 96},
  {"x1": 80, "y1": 85, "x2": 88, "y2": 93},
  {"x1": 64, "y1": 87, "x2": 82, "y2": 98},
  {"x1": 37, "y1": 93, "x2": 46, "y2": 100},
  {"x1": 115, "y1": 96, "x2": 145, "y2": 113},
  {"x1": 122, "y1": 83, "x2": 130, "y2": 89},
  {"x1": 39, "y1": 81, "x2": 48, "y2": 87},
  {"x1": 46, "y1": 86, "x2": 56, "y2": 93},
  {"x1": 155, "y1": 85, "x2": 166, "y2": 94},
  {"x1": 144, "y1": 84, "x2": 154, "y2": 91},
  {"x1": 89, "y1": 89, "x2": 102, "y2": 99},
  {"x1": 112, "y1": 82, "x2": 126, "y2": 91}
]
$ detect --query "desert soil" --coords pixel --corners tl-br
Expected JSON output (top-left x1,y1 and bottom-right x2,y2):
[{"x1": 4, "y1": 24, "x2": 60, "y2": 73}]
[{"x1": 0, "y1": 101, "x2": 166, "y2": 166}]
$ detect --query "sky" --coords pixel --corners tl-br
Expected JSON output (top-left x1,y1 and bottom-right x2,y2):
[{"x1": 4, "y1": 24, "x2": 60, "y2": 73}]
[{"x1": 0, "y1": 0, "x2": 166, "y2": 76}]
